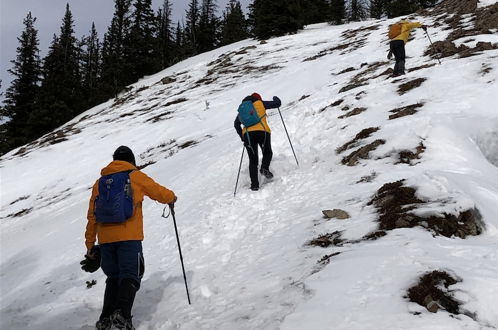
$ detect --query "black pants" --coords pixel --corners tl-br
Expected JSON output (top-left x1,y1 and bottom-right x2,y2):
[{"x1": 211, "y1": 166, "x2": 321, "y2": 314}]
[
  {"x1": 390, "y1": 40, "x2": 406, "y2": 75},
  {"x1": 244, "y1": 131, "x2": 272, "y2": 188}
]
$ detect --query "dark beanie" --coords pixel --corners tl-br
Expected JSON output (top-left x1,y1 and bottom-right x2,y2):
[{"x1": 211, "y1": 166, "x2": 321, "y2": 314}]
[{"x1": 113, "y1": 146, "x2": 136, "y2": 166}]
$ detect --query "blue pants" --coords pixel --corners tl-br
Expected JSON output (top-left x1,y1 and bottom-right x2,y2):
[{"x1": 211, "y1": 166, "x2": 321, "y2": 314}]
[{"x1": 100, "y1": 240, "x2": 144, "y2": 289}]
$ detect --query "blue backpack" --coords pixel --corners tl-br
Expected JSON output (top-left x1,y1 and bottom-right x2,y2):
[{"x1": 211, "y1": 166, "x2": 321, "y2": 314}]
[
  {"x1": 238, "y1": 100, "x2": 264, "y2": 127},
  {"x1": 94, "y1": 171, "x2": 134, "y2": 223}
]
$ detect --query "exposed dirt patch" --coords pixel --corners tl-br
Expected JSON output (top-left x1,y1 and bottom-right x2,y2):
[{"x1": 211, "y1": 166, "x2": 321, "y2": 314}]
[
  {"x1": 337, "y1": 67, "x2": 356, "y2": 74},
  {"x1": 397, "y1": 143, "x2": 426, "y2": 165},
  {"x1": 9, "y1": 195, "x2": 30, "y2": 205},
  {"x1": 408, "y1": 64, "x2": 436, "y2": 73},
  {"x1": 340, "y1": 61, "x2": 389, "y2": 93},
  {"x1": 356, "y1": 172, "x2": 378, "y2": 183},
  {"x1": 299, "y1": 95, "x2": 310, "y2": 101},
  {"x1": 13, "y1": 123, "x2": 82, "y2": 158},
  {"x1": 341, "y1": 139, "x2": 386, "y2": 166},
  {"x1": 164, "y1": 98, "x2": 188, "y2": 107},
  {"x1": 407, "y1": 270, "x2": 461, "y2": 314},
  {"x1": 434, "y1": 0, "x2": 478, "y2": 14},
  {"x1": 318, "y1": 252, "x2": 341, "y2": 265},
  {"x1": 112, "y1": 86, "x2": 149, "y2": 107},
  {"x1": 318, "y1": 99, "x2": 344, "y2": 113},
  {"x1": 340, "y1": 24, "x2": 381, "y2": 40},
  {"x1": 369, "y1": 180, "x2": 484, "y2": 238},
  {"x1": 480, "y1": 63, "x2": 493, "y2": 76},
  {"x1": 336, "y1": 127, "x2": 380, "y2": 154},
  {"x1": 7, "y1": 208, "x2": 34, "y2": 218},
  {"x1": 179, "y1": 140, "x2": 198, "y2": 149},
  {"x1": 339, "y1": 82, "x2": 368, "y2": 93},
  {"x1": 389, "y1": 102, "x2": 424, "y2": 120},
  {"x1": 397, "y1": 78, "x2": 426, "y2": 95},
  {"x1": 338, "y1": 107, "x2": 367, "y2": 119},
  {"x1": 137, "y1": 160, "x2": 157, "y2": 170},
  {"x1": 160, "y1": 76, "x2": 177, "y2": 85},
  {"x1": 145, "y1": 110, "x2": 173, "y2": 123},
  {"x1": 307, "y1": 231, "x2": 345, "y2": 248}
]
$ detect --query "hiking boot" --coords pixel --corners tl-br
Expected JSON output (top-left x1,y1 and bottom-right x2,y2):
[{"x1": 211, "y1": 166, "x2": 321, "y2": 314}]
[
  {"x1": 260, "y1": 168, "x2": 273, "y2": 179},
  {"x1": 250, "y1": 184, "x2": 259, "y2": 191},
  {"x1": 111, "y1": 310, "x2": 135, "y2": 330},
  {"x1": 95, "y1": 316, "x2": 112, "y2": 330}
]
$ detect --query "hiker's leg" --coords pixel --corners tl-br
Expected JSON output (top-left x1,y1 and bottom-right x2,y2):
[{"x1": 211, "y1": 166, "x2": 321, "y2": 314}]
[
  {"x1": 116, "y1": 241, "x2": 143, "y2": 319},
  {"x1": 260, "y1": 132, "x2": 273, "y2": 171},
  {"x1": 399, "y1": 43, "x2": 406, "y2": 74},
  {"x1": 245, "y1": 132, "x2": 259, "y2": 188},
  {"x1": 99, "y1": 243, "x2": 119, "y2": 320},
  {"x1": 391, "y1": 40, "x2": 404, "y2": 75}
]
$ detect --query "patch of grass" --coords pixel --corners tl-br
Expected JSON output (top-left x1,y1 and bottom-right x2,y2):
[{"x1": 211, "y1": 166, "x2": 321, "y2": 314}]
[
  {"x1": 336, "y1": 127, "x2": 379, "y2": 154},
  {"x1": 397, "y1": 78, "x2": 426, "y2": 95},
  {"x1": 389, "y1": 102, "x2": 424, "y2": 120},
  {"x1": 341, "y1": 139, "x2": 386, "y2": 166}
]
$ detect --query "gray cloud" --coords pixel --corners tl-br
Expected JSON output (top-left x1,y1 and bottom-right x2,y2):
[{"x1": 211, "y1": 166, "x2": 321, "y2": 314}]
[{"x1": 0, "y1": 0, "x2": 250, "y2": 100}]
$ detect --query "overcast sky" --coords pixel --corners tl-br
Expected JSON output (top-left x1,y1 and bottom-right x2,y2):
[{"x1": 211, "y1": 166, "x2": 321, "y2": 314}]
[{"x1": 0, "y1": 0, "x2": 250, "y2": 101}]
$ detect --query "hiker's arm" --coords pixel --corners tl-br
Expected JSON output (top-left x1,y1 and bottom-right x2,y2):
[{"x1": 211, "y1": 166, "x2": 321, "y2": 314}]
[
  {"x1": 234, "y1": 115, "x2": 244, "y2": 141},
  {"x1": 407, "y1": 22, "x2": 423, "y2": 30},
  {"x1": 135, "y1": 171, "x2": 176, "y2": 204},
  {"x1": 263, "y1": 96, "x2": 282, "y2": 109},
  {"x1": 85, "y1": 182, "x2": 99, "y2": 251}
]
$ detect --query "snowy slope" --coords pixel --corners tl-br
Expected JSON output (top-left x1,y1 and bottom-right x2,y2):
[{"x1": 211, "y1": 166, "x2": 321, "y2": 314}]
[{"x1": 2, "y1": 4, "x2": 498, "y2": 330}]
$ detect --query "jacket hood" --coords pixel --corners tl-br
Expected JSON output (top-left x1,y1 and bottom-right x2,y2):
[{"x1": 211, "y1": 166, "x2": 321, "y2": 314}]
[{"x1": 101, "y1": 160, "x2": 137, "y2": 176}]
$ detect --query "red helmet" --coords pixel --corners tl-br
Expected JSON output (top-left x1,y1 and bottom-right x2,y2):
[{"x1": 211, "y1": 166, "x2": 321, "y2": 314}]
[{"x1": 251, "y1": 92, "x2": 262, "y2": 101}]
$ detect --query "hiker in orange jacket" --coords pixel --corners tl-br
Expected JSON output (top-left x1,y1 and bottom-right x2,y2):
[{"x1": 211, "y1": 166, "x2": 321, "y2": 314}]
[
  {"x1": 83, "y1": 146, "x2": 176, "y2": 330},
  {"x1": 389, "y1": 19, "x2": 427, "y2": 77}
]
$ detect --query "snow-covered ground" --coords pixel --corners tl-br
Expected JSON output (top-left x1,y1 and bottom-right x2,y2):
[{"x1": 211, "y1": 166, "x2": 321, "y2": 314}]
[{"x1": 1, "y1": 5, "x2": 498, "y2": 330}]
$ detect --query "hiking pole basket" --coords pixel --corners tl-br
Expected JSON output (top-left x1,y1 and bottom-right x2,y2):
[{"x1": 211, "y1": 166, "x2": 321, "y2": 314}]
[
  {"x1": 234, "y1": 146, "x2": 245, "y2": 197},
  {"x1": 277, "y1": 107, "x2": 299, "y2": 166},
  {"x1": 424, "y1": 29, "x2": 441, "y2": 65},
  {"x1": 162, "y1": 205, "x2": 191, "y2": 304}
]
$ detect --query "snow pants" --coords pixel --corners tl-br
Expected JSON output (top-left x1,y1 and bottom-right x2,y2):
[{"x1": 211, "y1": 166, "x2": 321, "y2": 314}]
[
  {"x1": 390, "y1": 40, "x2": 406, "y2": 75},
  {"x1": 244, "y1": 130, "x2": 272, "y2": 188},
  {"x1": 100, "y1": 240, "x2": 144, "y2": 289}
]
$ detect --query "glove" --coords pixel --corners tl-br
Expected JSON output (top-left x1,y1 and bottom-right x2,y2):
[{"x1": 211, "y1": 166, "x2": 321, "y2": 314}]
[
  {"x1": 273, "y1": 96, "x2": 281, "y2": 106},
  {"x1": 421, "y1": 25, "x2": 427, "y2": 31},
  {"x1": 80, "y1": 245, "x2": 101, "y2": 273}
]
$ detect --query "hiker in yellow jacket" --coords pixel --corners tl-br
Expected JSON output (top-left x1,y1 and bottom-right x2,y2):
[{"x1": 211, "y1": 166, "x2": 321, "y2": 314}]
[{"x1": 389, "y1": 19, "x2": 427, "y2": 77}]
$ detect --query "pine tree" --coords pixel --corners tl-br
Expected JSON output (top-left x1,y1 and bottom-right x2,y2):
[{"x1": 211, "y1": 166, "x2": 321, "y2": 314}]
[
  {"x1": 185, "y1": 0, "x2": 200, "y2": 55},
  {"x1": 156, "y1": 0, "x2": 175, "y2": 68},
  {"x1": 384, "y1": 0, "x2": 420, "y2": 18},
  {"x1": 302, "y1": 0, "x2": 331, "y2": 25},
  {"x1": 30, "y1": 4, "x2": 83, "y2": 138},
  {"x1": 250, "y1": 0, "x2": 303, "y2": 40},
  {"x1": 329, "y1": 0, "x2": 346, "y2": 25},
  {"x1": 370, "y1": 0, "x2": 386, "y2": 19},
  {"x1": 1, "y1": 12, "x2": 41, "y2": 154},
  {"x1": 198, "y1": 0, "x2": 219, "y2": 53},
  {"x1": 125, "y1": 0, "x2": 157, "y2": 83},
  {"x1": 220, "y1": 0, "x2": 248, "y2": 46},
  {"x1": 100, "y1": 0, "x2": 132, "y2": 98},
  {"x1": 80, "y1": 23, "x2": 101, "y2": 108},
  {"x1": 349, "y1": 0, "x2": 367, "y2": 21}
]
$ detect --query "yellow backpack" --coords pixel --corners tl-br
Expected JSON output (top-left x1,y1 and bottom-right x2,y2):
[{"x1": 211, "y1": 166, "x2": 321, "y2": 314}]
[{"x1": 388, "y1": 23, "x2": 402, "y2": 39}]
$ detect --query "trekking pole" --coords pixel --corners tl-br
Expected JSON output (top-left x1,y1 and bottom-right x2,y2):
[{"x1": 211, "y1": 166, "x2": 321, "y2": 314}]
[
  {"x1": 163, "y1": 204, "x2": 191, "y2": 304},
  {"x1": 234, "y1": 146, "x2": 245, "y2": 197},
  {"x1": 424, "y1": 29, "x2": 441, "y2": 65},
  {"x1": 277, "y1": 107, "x2": 299, "y2": 166}
]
